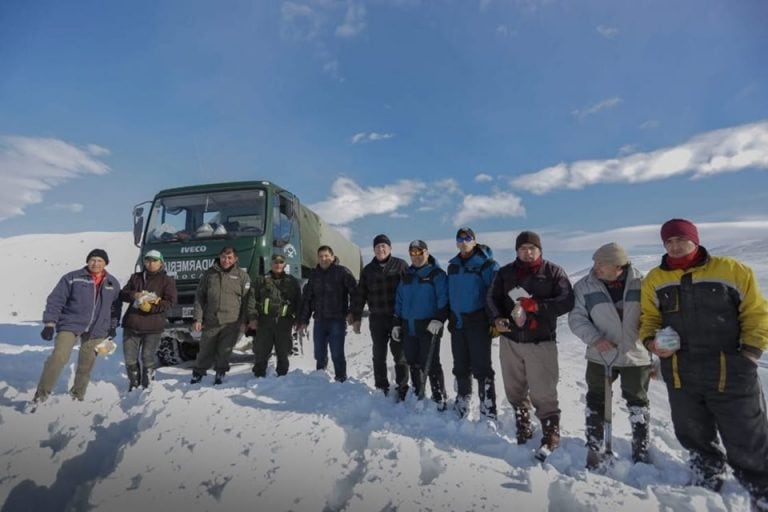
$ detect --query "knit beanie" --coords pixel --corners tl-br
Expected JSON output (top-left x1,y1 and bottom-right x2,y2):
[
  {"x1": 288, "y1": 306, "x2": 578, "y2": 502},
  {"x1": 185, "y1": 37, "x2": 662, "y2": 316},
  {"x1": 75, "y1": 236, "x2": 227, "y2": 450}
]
[
  {"x1": 86, "y1": 248, "x2": 109, "y2": 265},
  {"x1": 409, "y1": 239, "x2": 428, "y2": 251},
  {"x1": 592, "y1": 242, "x2": 629, "y2": 266},
  {"x1": 660, "y1": 218, "x2": 700, "y2": 245},
  {"x1": 516, "y1": 231, "x2": 542, "y2": 250},
  {"x1": 456, "y1": 227, "x2": 476, "y2": 240},
  {"x1": 373, "y1": 234, "x2": 391, "y2": 247}
]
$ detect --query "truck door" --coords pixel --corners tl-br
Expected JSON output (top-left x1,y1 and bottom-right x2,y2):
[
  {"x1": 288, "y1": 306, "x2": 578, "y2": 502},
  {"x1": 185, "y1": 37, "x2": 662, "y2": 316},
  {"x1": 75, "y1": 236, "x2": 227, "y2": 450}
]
[{"x1": 273, "y1": 192, "x2": 301, "y2": 278}]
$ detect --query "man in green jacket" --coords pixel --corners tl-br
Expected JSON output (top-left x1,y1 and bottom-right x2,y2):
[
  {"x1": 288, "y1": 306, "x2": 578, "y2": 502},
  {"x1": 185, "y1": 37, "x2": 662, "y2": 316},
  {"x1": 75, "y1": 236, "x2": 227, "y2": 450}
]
[
  {"x1": 247, "y1": 253, "x2": 302, "y2": 377},
  {"x1": 191, "y1": 247, "x2": 250, "y2": 385}
]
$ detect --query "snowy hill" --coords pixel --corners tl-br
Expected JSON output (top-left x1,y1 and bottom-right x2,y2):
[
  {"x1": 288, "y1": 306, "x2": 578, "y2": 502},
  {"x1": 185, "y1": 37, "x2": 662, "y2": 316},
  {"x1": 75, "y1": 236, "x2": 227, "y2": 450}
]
[{"x1": 0, "y1": 232, "x2": 766, "y2": 512}]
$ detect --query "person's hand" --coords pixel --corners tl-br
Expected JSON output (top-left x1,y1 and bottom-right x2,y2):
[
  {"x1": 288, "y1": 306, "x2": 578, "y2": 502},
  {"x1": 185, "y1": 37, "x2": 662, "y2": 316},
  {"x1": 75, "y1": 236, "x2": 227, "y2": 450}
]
[
  {"x1": 494, "y1": 318, "x2": 511, "y2": 333},
  {"x1": 138, "y1": 301, "x2": 153, "y2": 313},
  {"x1": 107, "y1": 327, "x2": 117, "y2": 338},
  {"x1": 193, "y1": 321, "x2": 203, "y2": 332},
  {"x1": 40, "y1": 325, "x2": 54, "y2": 341},
  {"x1": 352, "y1": 320, "x2": 361, "y2": 334},
  {"x1": 519, "y1": 297, "x2": 538, "y2": 313},
  {"x1": 391, "y1": 326, "x2": 402, "y2": 342},
  {"x1": 645, "y1": 337, "x2": 675, "y2": 359},
  {"x1": 593, "y1": 338, "x2": 617, "y2": 353},
  {"x1": 427, "y1": 319, "x2": 443, "y2": 335}
]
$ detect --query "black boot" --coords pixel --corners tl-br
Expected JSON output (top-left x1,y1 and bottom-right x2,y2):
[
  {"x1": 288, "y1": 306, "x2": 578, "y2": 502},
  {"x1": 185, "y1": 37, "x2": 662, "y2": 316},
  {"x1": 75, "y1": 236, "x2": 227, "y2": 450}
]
[
  {"x1": 190, "y1": 371, "x2": 204, "y2": 384},
  {"x1": 410, "y1": 366, "x2": 423, "y2": 400},
  {"x1": 478, "y1": 377, "x2": 497, "y2": 420},
  {"x1": 453, "y1": 394, "x2": 470, "y2": 418},
  {"x1": 127, "y1": 364, "x2": 140, "y2": 392},
  {"x1": 514, "y1": 405, "x2": 534, "y2": 444},
  {"x1": 629, "y1": 406, "x2": 651, "y2": 464},
  {"x1": 141, "y1": 366, "x2": 155, "y2": 389},
  {"x1": 585, "y1": 407, "x2": 604, "y2": 469},
  {"x1": 690, "y1": 451, "x2": 726, "y2": 492},
  {"x1": 429, "y1": 370, "x2": 447, "y2": 411},
  {"x1": 214, "y1": 371, "x2": 225, "y2": 385},
  {"x1": 540, "y1": 414, "x2": 561, "y2": 452}
]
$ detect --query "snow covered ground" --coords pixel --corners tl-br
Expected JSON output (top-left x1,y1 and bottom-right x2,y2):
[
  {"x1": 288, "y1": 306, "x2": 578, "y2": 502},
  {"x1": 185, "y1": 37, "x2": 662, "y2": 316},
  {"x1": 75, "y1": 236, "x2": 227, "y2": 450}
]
[{"x1": 1, "y1": 233, "x2": 767, "y2": 512}]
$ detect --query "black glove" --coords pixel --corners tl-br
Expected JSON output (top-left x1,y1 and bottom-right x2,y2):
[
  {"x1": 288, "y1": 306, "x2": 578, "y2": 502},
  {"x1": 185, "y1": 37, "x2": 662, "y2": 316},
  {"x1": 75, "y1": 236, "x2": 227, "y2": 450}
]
[
  {"x1": 107, "y1": 327, "x2": 117, "y2": 338},
  {"x1": 40, "y1": 325, "x2": 54, "y2": 341}
]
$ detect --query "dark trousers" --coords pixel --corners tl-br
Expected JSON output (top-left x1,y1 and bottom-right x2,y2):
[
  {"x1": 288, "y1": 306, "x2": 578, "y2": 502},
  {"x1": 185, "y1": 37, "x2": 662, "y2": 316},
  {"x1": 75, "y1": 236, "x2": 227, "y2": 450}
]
[
  {"x1": 252, "y1": 318, "x2": 293, "y2": 376},
  {"x1": 450, "y1": 324, "x2": 494, "y2": 396},
  {"x1": 404, "y1": 330, "x2": 443, "y2": 380},
  {"x1": 662, "y1": 353, "x2": 768, "y2": 501},
  {"x1": 585, "y1": 361, "x2": 651, "y2": 418},
  {"x1": 193, "y1": 322, "x2": 241, "y2": 374},
  {"x1": 369, "y1": 314, "x2": 408, "y2": 393},
  {"x1": 123, "y1": 329, "x2": 162, "y2": 371},
  {"x1": 313, "y1": 318, "x2": 347, "y2": 381}
]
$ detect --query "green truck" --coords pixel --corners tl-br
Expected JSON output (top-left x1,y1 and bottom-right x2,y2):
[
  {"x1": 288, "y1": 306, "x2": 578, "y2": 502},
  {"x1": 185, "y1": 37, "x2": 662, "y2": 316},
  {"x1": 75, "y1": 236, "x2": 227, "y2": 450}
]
[{"x1": 132, "y1": 180, "x2": 362, "y2": 363}]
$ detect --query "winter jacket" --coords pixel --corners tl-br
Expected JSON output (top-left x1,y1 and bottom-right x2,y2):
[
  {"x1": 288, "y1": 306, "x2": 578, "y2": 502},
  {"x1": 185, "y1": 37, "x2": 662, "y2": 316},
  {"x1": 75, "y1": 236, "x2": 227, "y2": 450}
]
[
  {"x1": 486, "y1": 258, "x2": 574, "y2": 343},
  {"x1": 298, "y1": 259, "x2": 357, "y2": 323},
  {"x1": 120, "y1": 269, "x2": 178, "y2": 334},
  {"x1": 350, "y1": 255, "x2": 408, "y2": 320},
  {"x1": 247, "y1": 271, "x2": 302, "y2": 321},
  {"x1": 42, "y1": 267, "x2": 121, "y2": 338},
  {"x1": 640, "y1": 246, "x2": 768, "y2": 360},
  {"x1": 447, "y1": 244, "x2": 499, "y2": 329},
  {"x1": 394, "y1": 255, "x2": 449, "y2": 337},
  {"x1": 569, "y1": 265, "x2": 651, "y2": 367},
  {"x1": 193, "y1": 260, "x2": 251, "y2": 327}
]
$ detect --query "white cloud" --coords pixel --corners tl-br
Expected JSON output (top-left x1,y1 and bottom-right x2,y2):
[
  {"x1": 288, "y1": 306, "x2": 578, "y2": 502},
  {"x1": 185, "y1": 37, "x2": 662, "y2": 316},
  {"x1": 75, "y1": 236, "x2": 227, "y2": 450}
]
[
  {"x1": 571, "y1": 96, "x2": 622, "y2": 119},
  {"x1": 48, "y1": 203, "x2": 84, "y2": 213},
  {"x1": 0, "y1": 136, "x2": 110, "y2": 222},
  {"x1": 640, "y1": 119, "x2": 660, "y2": 130},
  {"x1": 618, "y1": 144, "x2": 639, "y2": 156},
  {"x1": 474, "y1": 173, "x2": 494, "y2": 183},
  {"x1": 350, "y1": 132, "x2": 395, "y2": 144},
  {"x1": 335, "y1": 1, "x2": 366, "y2": 38},
  {"x1": 309, "y1": 177, "x2": 426, "y2": 225},
  {"x1": 453, "y1": 191, "x2": 526, "y2": 226},
  {"x1": 511, "y1": 120, "x2": 768, "y2": 194},
  {"x1": 280, "y1": 1, "x2": 323, "y2": 41},
  {"x1": 596, "y1": 25, "x2": 619, "y2": 39}
]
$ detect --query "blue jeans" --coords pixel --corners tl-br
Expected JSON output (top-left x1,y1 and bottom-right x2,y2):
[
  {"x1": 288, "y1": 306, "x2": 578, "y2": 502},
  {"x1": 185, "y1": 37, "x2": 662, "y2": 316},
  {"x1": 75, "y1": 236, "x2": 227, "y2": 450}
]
[{"x1": 313, "y1": 318, "x2": 347, "y2": 381}]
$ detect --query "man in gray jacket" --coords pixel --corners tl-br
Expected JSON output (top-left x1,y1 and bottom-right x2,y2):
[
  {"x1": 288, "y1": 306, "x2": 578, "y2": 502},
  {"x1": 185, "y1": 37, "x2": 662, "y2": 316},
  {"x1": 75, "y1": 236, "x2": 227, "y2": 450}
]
[
  {"x1": 191, "y1": 247, "x2": 250, "y2": 385},
  {"x1": 568, "y1": 242, "x2": 652, "y2": 468}
]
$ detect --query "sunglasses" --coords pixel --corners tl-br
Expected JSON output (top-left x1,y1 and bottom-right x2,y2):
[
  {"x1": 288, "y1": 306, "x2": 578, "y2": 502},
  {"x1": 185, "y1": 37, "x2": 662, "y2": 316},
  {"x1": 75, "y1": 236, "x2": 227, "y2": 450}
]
[
  {"x1": 409, "y1": 248, "x2": 425, "y2": 256},
  {"x1": 456, "y1": 235, "x2": 474, "y2": 243}
]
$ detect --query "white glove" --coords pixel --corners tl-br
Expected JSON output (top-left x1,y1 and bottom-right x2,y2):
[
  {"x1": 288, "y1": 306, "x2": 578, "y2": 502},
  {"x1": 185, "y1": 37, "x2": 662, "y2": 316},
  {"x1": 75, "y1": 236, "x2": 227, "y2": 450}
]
[
  {"x1": 391, "y1": 326, "x2": 402, "y2": 342},
  {"x1": 427, "y1": 319, "x2": 444, "y2": 335}
]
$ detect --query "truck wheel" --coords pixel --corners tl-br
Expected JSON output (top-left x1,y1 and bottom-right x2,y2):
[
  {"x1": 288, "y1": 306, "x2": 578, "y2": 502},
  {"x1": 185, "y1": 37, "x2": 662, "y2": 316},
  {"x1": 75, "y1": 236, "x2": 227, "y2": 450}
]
[{"x1": 156, "y1": 337, "x2": 199, "y2": 366}]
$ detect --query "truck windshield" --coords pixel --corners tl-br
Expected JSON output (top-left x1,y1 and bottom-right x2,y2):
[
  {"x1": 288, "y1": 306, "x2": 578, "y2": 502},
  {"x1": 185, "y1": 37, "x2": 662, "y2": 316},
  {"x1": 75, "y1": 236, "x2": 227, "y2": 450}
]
[{"x1": 145, "y1": 189, "x2": 266, "y2": 243}]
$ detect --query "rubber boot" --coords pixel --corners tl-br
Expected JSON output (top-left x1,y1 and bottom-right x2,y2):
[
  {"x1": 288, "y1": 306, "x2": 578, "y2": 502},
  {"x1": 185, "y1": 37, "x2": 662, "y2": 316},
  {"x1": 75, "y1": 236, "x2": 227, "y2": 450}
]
[
  {"x1": 514, "y1": 405, "x2": 534, "y2": 444},
  {"x1": 585, "y1": 407, "x2": 604, "y2": 469},
  {"x1": 127, "y1": 364, "x2": 141, "y2": 392},
  {"x1": 141, "y1": 366, "x2": 155, "y2": 389},
  {"x1": 429, "y1": 370, "x2": 447, "y2": 411},
  {"x1": 478, "y1": 377, "x2": 497, "y2": 420},
  {"x1": 629, "y1": 406, "x2": 651, "y2": 464},
  {"x1": 540, "y1": 414, "x2": 561, "y2": 452}
]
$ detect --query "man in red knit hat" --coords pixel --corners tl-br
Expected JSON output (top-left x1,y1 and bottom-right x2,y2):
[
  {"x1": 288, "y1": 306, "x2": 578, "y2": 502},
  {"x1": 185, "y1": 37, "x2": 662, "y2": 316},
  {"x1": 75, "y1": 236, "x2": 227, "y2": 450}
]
[{"x1": 640, "y1": 218, "x2": 768, "y2": 509}]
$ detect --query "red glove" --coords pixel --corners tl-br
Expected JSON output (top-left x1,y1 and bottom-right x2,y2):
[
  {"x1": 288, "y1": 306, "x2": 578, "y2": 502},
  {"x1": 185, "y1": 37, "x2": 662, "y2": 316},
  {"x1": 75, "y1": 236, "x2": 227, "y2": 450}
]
[{"x1": 519, "y1": 297, "x2": 538, "y2": 313}]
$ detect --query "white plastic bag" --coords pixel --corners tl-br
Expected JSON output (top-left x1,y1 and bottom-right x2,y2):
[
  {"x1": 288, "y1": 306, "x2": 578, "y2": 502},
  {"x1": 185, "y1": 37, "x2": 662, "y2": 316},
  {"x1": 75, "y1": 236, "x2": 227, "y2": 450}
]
[{"x1": 655, "y1": 326, "x2": 681, "y2": 351}]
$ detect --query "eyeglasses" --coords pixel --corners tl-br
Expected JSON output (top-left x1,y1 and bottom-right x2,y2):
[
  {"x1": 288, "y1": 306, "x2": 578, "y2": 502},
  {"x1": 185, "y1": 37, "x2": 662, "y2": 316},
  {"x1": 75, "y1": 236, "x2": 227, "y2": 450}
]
[
  {"x1": 456, "y1": 235, "x2": 474, "y2": 243},
  {"x1": 409, "y1": 248, "x2": 425, "y2": 256}
]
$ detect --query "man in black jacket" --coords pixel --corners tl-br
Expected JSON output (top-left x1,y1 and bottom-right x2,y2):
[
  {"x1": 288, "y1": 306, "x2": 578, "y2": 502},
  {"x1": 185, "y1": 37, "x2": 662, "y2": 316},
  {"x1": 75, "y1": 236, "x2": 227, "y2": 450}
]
[
  {"x1": 297, "y1": 246, "x2": 357, "y2": 382},
  {"x1": 350, "y1": 234, "x2": 409, "y2": 399},
  {"x1": 487, "y1": 231, "x2": 574, "y2": 457}
]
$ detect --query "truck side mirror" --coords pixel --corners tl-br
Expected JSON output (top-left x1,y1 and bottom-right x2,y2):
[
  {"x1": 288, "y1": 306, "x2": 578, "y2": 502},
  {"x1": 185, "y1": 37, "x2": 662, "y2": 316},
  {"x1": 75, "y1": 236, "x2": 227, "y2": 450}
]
[{"x1": 133, "y1": 205, "x2": 146, "y2": 247}]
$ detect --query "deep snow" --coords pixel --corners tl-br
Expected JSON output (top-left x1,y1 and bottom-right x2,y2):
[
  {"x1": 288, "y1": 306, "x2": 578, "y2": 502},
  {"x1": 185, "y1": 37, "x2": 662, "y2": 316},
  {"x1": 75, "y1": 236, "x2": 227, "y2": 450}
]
[{"x1": 0, "y1": 232, "x2": 766, "y2": 512}]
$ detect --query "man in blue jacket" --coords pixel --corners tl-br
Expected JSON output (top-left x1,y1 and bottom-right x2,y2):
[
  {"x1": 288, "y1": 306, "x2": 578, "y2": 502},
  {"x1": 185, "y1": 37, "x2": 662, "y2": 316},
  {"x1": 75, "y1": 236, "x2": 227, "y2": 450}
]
[
  {"x1": 447, "y1": 227, "x2": 499, "y2": 419},
  {"x1": 393, "y1": 240, "x2": 449, "y2": 409},
  {"x1": 34, "y1": 249, "x2": 122, "y2": 402}
]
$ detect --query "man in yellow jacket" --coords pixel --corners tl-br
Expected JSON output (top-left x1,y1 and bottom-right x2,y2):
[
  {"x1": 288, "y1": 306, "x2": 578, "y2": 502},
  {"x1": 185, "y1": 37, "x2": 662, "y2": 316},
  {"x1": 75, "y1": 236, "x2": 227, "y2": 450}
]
[{"x1": 640, "y1": 218, "x2": 768, "y2": 509}]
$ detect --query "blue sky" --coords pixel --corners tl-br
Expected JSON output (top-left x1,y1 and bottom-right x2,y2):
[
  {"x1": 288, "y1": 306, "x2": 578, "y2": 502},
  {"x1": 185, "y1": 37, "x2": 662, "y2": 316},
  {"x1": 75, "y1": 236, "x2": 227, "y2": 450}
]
[{"x1": 1, "y1": 0, "x2": 767, "y2": 269}]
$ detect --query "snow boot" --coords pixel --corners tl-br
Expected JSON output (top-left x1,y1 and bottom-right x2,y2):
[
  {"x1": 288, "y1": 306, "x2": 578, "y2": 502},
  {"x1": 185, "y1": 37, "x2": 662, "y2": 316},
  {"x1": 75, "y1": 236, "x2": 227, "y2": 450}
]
[
  {"x1": 585, "y1": 407, "x2": 604, "y2": 469},
  {"x1": 540, "y1": 414, "x2": 561, "y2": 453},
  {"x1": 141, "y1": 366, "x2": 155, "y2": 389},
  {"x1": 410, "y1": 367, "x2": 423, "y2": 400},
  {"x1": 429, "y1": 371, "x2": 447, "y2": 412},
  {"x1": 214, "y1": 371, "x2": 225, "y2": 385},
  {"x1": 190, "y1": 371, "x2": 204, "y2": 384},
  {"x1": 629, "y1": 406, "x2": 651, "y2": 464},
  {"x1": 127, "y1": 364, "x2": 141, "y2": 392},
  {"x1": 690, "y1": 451, "x2": 726, "y2": 492},
  {"x1": 514, "y1": 405, "x2": 534, "y2": 444},
  {"x1": 478, "y1": 377, "x2": 497, "y2": 420},
  {"x1": 454, "y1": 394, "x2": 470, "y2": 419}
]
